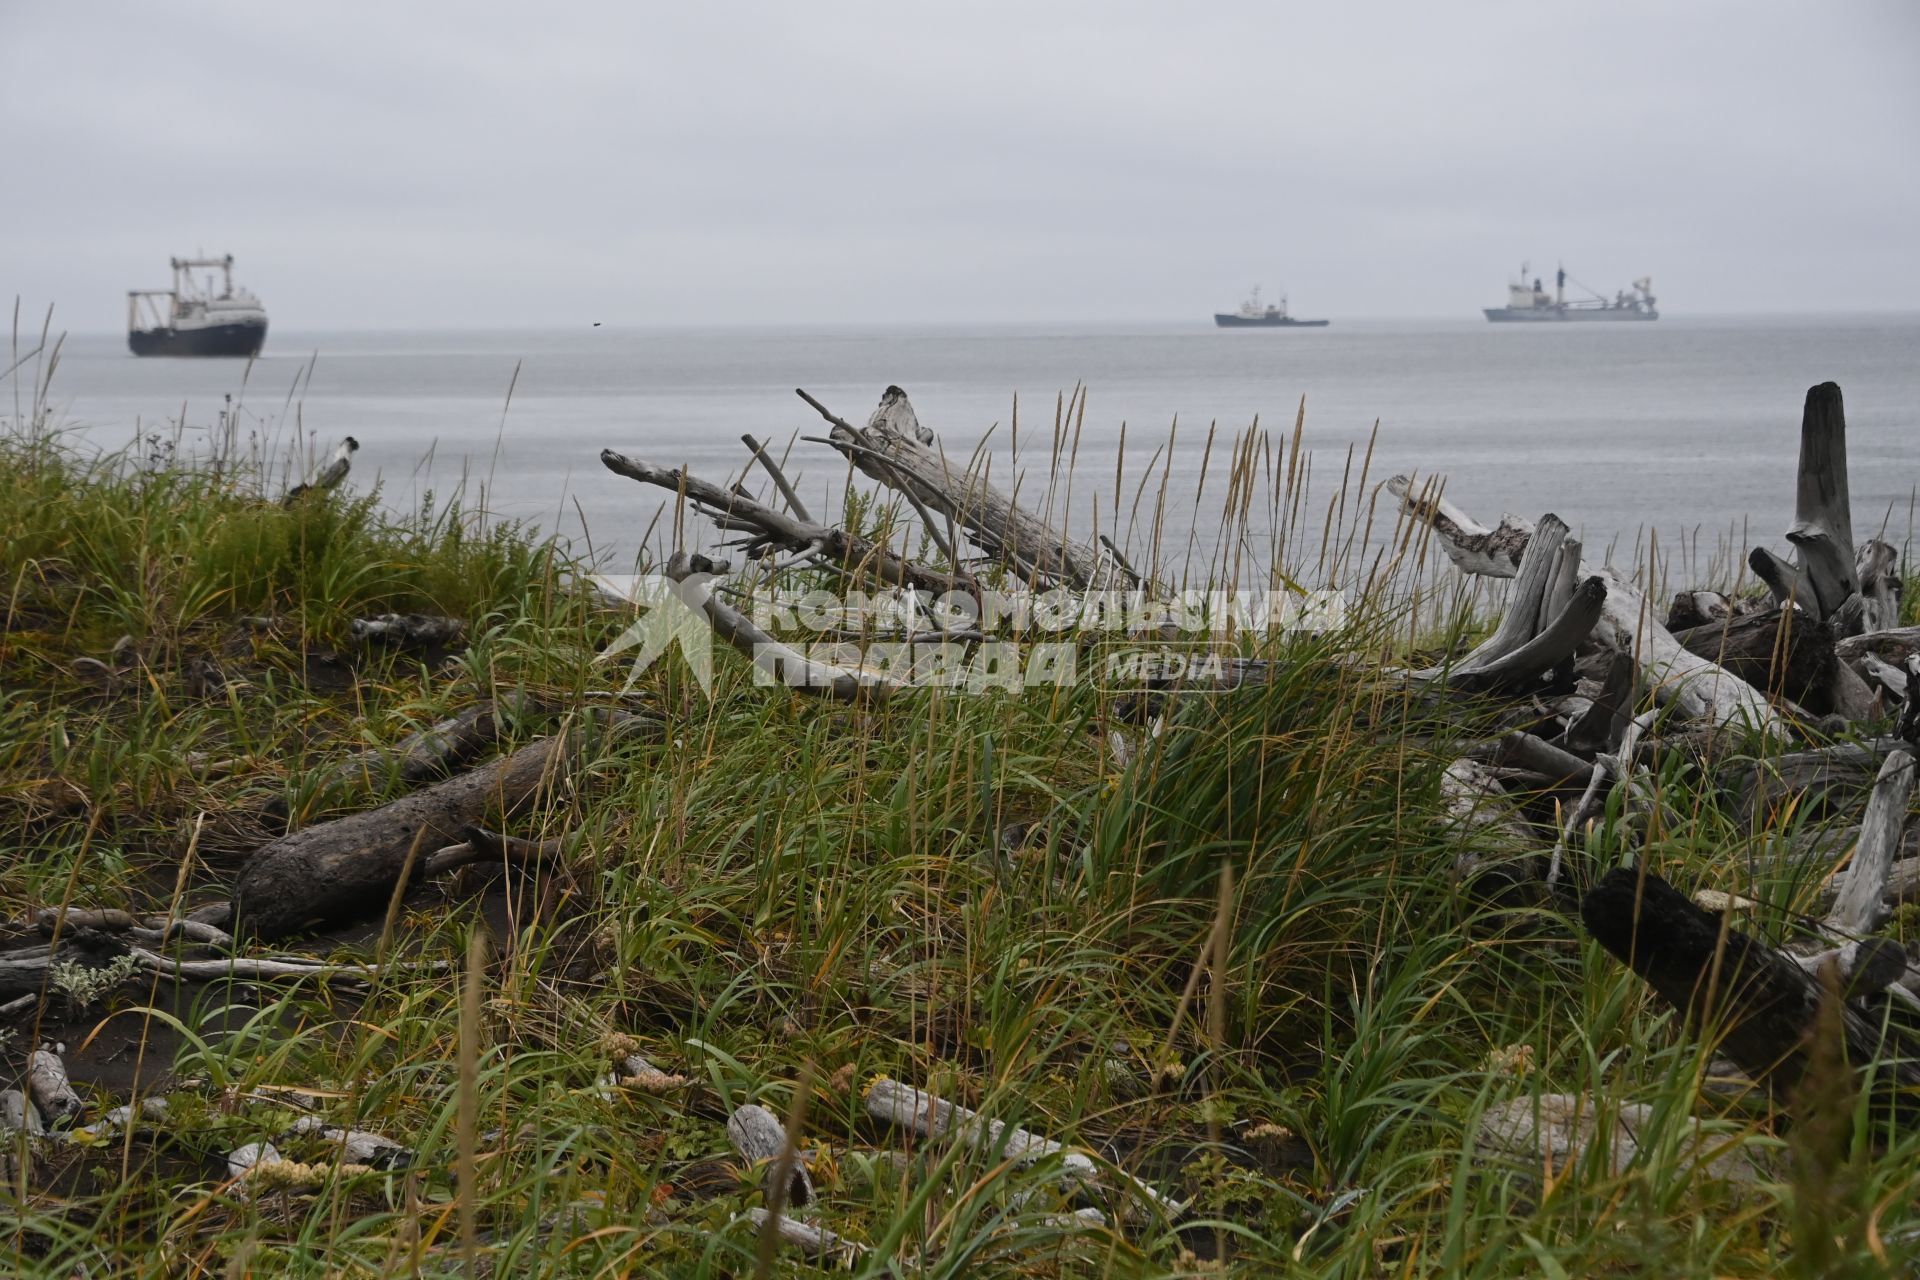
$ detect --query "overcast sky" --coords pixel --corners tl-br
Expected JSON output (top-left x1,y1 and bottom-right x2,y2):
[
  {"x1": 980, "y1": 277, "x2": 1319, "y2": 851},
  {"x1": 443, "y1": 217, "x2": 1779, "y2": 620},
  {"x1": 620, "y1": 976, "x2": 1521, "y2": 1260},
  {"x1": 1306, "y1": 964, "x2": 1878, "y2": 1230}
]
[{"x1": 3, "y1": 1, "x2": 1916, "y2": 329}]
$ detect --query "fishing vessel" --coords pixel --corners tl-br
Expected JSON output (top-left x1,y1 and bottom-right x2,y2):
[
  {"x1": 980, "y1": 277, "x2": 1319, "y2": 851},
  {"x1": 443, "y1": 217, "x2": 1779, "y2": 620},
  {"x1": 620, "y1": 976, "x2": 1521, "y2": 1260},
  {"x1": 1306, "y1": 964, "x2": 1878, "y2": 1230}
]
[
  {"x1": 1214, "y1": 286, "x2": 1329, "y2": 328},
  {"x1": 1483, "y1": 264, "x2": 1657, "y2": 322},
  {"x1": 127, "y1": 255, "x2": 269, "y2": 356}
]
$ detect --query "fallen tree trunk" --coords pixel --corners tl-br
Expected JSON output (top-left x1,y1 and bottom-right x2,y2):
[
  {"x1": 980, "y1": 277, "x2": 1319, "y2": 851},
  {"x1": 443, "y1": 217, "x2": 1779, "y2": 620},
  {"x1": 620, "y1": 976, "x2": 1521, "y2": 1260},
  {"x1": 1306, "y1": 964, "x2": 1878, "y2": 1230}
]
[
  {"x1": 232, "y1": 713, "x2": 652, "y2": 939},
  {"x1": 1580, "y1": 866, "x2": 1920, "y2": 1112},
  {"x1": 1672, "y1": 607, "x2": 1841, "y2": 711}
]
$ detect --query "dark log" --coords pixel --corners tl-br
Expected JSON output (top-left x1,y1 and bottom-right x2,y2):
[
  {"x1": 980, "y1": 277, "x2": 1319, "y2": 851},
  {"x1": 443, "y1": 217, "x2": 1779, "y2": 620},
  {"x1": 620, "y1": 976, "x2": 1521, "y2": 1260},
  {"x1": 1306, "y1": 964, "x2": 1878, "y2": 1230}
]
[
  {"x1": 1904, "y1": 656, "x2": 1920, "y2": 747},
  {"x1": 1666, "y1": 590, "x2": 1732, "y2": 633},
  {"x1": 232, "y1": 713, "x2": 653, "y2": 939},
  {"x1": 332, "y1": 697, "x2": 531, "y2": 793},
  {"x1": 1837, "y1": 626, "x2": 1920, "y2": 669},
  {"x1": 1732, "y1": 737, "x2": 1908, "y2": 830},
  {"x1": 1580, "y1": 867, "x2": 1920, "y2": 1111},
  {"x1": 1564, "y1": 650, "x2": 1636, "y2": 757},
  {"x1": 1672, "y1": 606, "x2": 1837, "y2": 711},
  {"x1": 266, "y1": 696, "x2": 539, "y2": 824}
]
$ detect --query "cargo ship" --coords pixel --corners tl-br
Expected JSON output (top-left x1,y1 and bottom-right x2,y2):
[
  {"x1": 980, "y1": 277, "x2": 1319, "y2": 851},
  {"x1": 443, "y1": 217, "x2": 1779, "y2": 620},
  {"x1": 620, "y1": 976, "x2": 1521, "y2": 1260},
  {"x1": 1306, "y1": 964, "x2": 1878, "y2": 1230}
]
[
  {"x1": 1214, "y1": 286, "x2": 1329, "y2": 328},
  {"x1": 127, "y1": 255, "x2": 269, "y2": 356},
  {"x1": 1483, "y1": 264, "x2": 1657, "y2": 322}
]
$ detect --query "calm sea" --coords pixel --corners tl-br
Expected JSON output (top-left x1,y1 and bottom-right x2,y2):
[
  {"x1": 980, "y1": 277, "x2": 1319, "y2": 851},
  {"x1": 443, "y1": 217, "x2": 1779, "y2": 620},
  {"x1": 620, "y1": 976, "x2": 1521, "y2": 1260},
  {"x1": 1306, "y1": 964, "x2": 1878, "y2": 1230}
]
[{"x1": 22, "y1": 315, "x2": 1920, "y2": 585}]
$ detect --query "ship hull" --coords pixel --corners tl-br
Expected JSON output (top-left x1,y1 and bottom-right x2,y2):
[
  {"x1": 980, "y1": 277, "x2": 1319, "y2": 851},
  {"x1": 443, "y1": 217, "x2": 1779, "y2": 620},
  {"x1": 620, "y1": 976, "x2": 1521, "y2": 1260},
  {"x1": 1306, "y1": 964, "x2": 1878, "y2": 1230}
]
[
  {"x1": 129, "y1": 321, "x2": 268, "y2": 357},
  {"x1": 1214, "y1": 315, "x2": 1330, "y2": 328},
  {"x1": 1482, "y1": 307, "x2": 1657, "y2": 323}
]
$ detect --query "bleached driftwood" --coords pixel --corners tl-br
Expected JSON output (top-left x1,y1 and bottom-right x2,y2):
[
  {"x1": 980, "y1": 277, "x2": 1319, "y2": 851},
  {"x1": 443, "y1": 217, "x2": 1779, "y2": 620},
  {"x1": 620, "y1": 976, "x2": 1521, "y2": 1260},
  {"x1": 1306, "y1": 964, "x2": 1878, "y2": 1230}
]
[
  {"x1": 1453, "y1": 514, "x2": 1568, "y2": 671},
  {"x1": 740, "y1": 432, "x2": 813, "y2": 523},
  {"x1": 663, "y1": 554, "x2": 904, "y2": 703},
  {"x1": 1439, "y1": 758, "x2": 1542, "y2": 894},
  {"x1": 601, "y1": 448, "x2": 971, "y2": 596},
  {"x1": 0, "y1": 1089, "x2": 43, "y2": 1135},
  {"x1": 36, "y1": 907, "x2": 136, "y2": 933},
  {"x1": 1384, "y1": 476, "x2": 1532, "y2": 578},
  {"x1": 863, "y1": 1077, "x2": 1181, "y2": 1215},
  {"x1": 349, "y1": 612, "x2": 467, "y2": 650},
  {"x1": 725, "y1": 1102, "x2": 813, "y2": 1208},
  {"x1": 1475, "y1": 1093, "x2": 1759, "y2": 1183},
  {"x1": 27, "y1": 1045, "x2": 84, "y2": 1126},
  {"x1": 1824, "y1": 750, "x2": 1918, "y2": 937},
  {"x1": 287, "y1": 1115, "x2": 414, "y2": 1169},
  {"x1": 1750, "y1": 383, "x2": 1858, "y2": 623},
  {"x1": 1452, "y1": 577, "x2": 1606, "y2": 692},
  {"x1": 75, "y1": 1096, "x2": 170, "y2": 1140},
  {"x1": 1858, "y1": 539, "x2": 1904, "y2": 635},
  {"x1": 1837, "y1": 626, "x2": 1920, "y2": 669},
  {"x1": 806, "y1": 386, "x2": 1126, "y2": 590},
  {"x1": 420, "y1": 823, "x2": 569, "y2": 878},
  {"x1": 740, "y1": 1207, "x2": 865, "y2": 1264},
  {"x1": 1386, "y1": 478, "x2": 1784, "y2": 736},
  {"x1": 126, "y1": 946, "x2": 381, "y2": 984}
]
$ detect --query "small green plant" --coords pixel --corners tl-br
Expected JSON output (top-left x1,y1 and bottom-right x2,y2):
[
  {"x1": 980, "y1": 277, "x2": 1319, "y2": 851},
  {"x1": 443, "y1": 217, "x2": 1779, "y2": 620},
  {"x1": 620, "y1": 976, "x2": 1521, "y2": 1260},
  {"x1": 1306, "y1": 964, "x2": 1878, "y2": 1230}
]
[{"x1": 48, "y1": 954, "x2": 139, "y2": 1012}]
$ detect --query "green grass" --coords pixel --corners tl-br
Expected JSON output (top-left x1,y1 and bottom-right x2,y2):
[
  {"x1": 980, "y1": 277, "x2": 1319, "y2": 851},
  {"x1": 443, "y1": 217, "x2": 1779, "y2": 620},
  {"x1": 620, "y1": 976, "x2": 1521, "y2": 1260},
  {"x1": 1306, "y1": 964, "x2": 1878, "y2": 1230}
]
[{"x1": 3, "y1": 400, "x2": 1920, "y2": 1278}]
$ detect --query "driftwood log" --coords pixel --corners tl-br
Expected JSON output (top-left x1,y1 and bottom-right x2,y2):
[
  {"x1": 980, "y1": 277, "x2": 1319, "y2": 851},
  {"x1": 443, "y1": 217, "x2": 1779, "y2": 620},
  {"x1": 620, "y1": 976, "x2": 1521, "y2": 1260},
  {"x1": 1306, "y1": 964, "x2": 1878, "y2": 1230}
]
[
  {"x1": 233, "y1": 713, "x2": 652, "y2": 939},
  {"x1": 1749, "y1": 383, "x2": 1858, "y2": 623},
  {"x1": 725, "y1": 1103, "x2": 813, "y2": 1208},
  {"x1": 601, "y1": 447, "x2": 973, "y2": 597},
  {"x1": 26, "y1": 1045, "x2": 83, "y2": 1127},
  {"x1": 1672, "y1": 608, "x2": 1837, "y2": 709},
  {"x1": 1386, "y1": 479, "x2": 1785, "y2": 736},
  {"x1": 804, "y1": 386, "x2": 1128, "y2": 590},
  {"x1": 863, "y1": 1077, "x2": 1181, "y2": 1215},
  {"x1": 661, "y1": 554, "x2": 902, "y2": 703},
  {"x1": 1581, "y1": 867, "x2": 1920, "y2": 1114},
  {"x1": 349, "y1": 613, "x2": 468, "y2": 651}
]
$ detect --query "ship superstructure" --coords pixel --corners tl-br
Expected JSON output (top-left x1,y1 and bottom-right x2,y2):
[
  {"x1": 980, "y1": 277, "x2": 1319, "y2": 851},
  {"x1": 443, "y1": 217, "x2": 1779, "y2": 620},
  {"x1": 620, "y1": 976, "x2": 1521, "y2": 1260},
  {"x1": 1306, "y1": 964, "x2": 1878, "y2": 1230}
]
[
  {"x1": 1483, "y1": 264, "x2": 1657, "y2": 322},
  {"x1": 128, "y1": 255, "x2": 269, "y2": 356}
]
